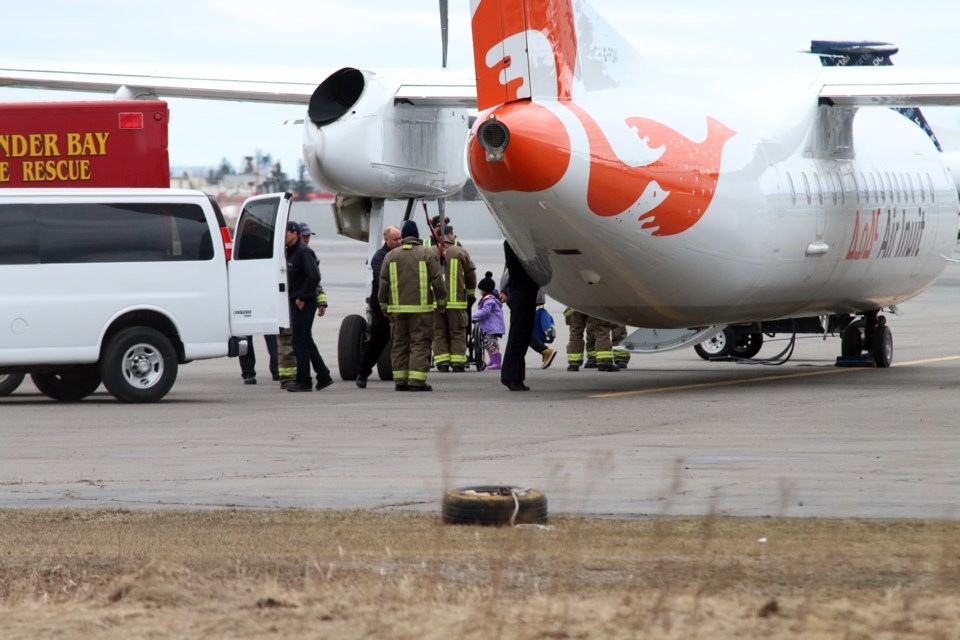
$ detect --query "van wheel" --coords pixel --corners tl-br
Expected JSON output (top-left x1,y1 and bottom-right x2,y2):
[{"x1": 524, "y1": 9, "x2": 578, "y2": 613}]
[
  {"x1": 100, "y1": 327, "x2": 178, "y2": 403},
  {"x1": 0, "y1": 373, "x2": 25, "y2": 397},
  {"x1": 338, "y1": 314, "x2": 366, "y2": 380},
  {"x1": 441, "y1": 486, "x2": 548, "y2": 526},
  {"x1": 30, "y1": 367, "x2": 101, "y2": 402},
  {"x1": 376, "y1": 339, "x2": 393, "y2": 381}
]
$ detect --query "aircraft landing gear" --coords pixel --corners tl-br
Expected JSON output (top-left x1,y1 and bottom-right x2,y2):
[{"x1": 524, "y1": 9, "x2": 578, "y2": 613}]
[{"x1": 838, "y1": 311, "x2": 892, "y2": 368}]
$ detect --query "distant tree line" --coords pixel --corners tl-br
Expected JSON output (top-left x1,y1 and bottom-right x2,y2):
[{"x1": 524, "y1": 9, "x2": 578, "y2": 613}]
[{"x1": 199, "y1": 152, "x2": 481, "y2": 201}]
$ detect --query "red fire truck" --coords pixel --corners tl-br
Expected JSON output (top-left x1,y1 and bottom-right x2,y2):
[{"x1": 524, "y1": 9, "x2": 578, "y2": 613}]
[{"x1": 0, "y1": 100, "x2": 170, "y2": 188}]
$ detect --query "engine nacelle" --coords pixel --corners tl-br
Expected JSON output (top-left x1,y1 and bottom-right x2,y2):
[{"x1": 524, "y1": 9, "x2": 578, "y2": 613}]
[{"x1": 303, "y1": 67, "x2": 470, "y2": 199}]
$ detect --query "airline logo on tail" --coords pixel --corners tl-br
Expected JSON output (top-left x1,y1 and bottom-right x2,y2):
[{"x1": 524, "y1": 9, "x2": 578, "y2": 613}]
[
  {"x1": 471, "y1": 0, "x2": 576, "y2": 109},
  {"x1": 469, "y1": 0, "x2": 736, "y2": 236}
]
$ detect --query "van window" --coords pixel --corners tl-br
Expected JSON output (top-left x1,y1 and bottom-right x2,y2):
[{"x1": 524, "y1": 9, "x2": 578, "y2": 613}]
[
  {"x1": 0, "y1": 202, "x2": 213, "y2": 265},
  {"x1": 233, "y1": 200, "x2": 280, "y2": 261}
]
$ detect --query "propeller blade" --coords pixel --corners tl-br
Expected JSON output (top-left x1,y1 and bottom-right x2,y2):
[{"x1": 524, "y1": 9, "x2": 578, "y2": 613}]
[{"x1": 439, "y1": 0, "x2": 449, "y2": 68}]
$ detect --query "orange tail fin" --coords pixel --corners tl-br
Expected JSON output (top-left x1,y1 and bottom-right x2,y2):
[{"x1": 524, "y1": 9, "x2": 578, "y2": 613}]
[{"x1": 470, "y1": 0, "x2": 577, "y2": 111}]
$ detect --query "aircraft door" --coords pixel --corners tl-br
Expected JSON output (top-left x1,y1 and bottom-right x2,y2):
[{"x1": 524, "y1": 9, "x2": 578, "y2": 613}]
[{"x1": 227, "y1": 192, "x2": 293, "y2": 336}]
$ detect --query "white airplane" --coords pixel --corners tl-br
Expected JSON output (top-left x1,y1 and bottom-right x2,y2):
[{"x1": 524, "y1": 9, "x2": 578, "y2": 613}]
[{"x1": 3, "y1": 0, "x2": 960, "y2": 370}]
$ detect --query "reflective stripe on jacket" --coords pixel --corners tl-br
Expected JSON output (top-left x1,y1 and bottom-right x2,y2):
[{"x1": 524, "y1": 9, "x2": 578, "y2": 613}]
[
  {"x1": 433, "y1": 243, "x2": 476, "y2": 311},
  {"x1": 378, "y1": 238, "x2": 448, "y2": 313}
]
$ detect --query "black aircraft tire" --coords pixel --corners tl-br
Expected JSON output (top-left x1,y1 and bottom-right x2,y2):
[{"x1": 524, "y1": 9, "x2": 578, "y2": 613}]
[
  {"x1": 442, "y1": 486, "x2": 548, "y2": 526},
  {"x1": 841, "y1": 320, "x2": 865, "y2": 358},
  {"x1": 0, "y1": 373, "x2": 25, "y2": 397},
  {"x1": 871, "y1": 324, "x2": 893, "y2": 368},
  {"x1": 31, "y1": 366, "x2": 102, "y2": 402},
  {"x1": 338, "y1": 314, "x2": 367, "y2": 381},
  {"x1": 376, "y1": 339, "x2": 393, "y2": 381}
]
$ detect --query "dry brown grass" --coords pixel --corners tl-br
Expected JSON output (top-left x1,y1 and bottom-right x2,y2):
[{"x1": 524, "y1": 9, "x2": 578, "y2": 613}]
[{"x1": 1, "y1": 509, "x2": 959, "y2": 639}]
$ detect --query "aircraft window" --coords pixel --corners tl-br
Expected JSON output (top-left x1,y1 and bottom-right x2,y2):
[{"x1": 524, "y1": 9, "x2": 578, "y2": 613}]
[
  {"x1": 836, "y1": 171, "x2": 845, "y2": 205},
  {"x1": 813, "y1": 172, "x2": 824, "y2": 206},
  {"x1": 905, "y1": 173, "x2": 914, "y2": 203},
  {"x1": 801, "y1": 171, "x2": 812, "y2": 205},
  {"x1": 867, "y1": 173, "x2": 878, "y2": 204},
  {"x1": 925, "y1": 173, "x2": 936, "y2": 202},
  {"x1": 878, "y1": 173, "x2": 887, "y2": 204},
  {"x1": 891, "y1": 173, "x2": 901, "y2": 204},
  {"x1": 786, "y1": 172, "x2": 796, "y2": 205},
  {"x1": 849, "y1": 171, "x2": 861, "y2": 205},
  {"x1": 916, "y1": 172, "x2": 925, "y2": 203},
  {"x1": 825, "y1": 172, "x2": 837, "y2": 205}
]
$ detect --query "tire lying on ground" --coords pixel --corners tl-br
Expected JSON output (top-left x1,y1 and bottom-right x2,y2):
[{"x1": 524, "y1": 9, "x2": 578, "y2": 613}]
[{"x1": 441, "y1": 486, "x2": 548, "y2": 526}]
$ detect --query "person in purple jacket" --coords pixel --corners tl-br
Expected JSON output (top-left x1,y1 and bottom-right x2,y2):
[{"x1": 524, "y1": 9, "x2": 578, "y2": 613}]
[{"x1": 471, "y1": 271, "x2": 506, "y2": 370}]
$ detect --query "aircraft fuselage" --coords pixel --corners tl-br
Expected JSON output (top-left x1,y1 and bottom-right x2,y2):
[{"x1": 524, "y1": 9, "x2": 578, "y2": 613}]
[{"x1": 469, "y1": 81, "x2": 959, "y2": 328}]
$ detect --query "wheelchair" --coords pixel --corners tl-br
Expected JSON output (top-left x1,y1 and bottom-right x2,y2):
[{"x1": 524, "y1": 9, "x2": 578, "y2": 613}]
[{"x1": 468, "y1": 321, "x2": 486, "y2": 372}]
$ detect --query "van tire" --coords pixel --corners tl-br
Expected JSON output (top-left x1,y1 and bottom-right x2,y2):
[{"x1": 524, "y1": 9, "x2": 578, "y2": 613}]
[
  {"x1": 100, "y1": 327, "x2": 178, "y2": 403},
  {"x1": 338, "y1": 314, "x2": 366, "y2": 380},
  {"x1": 0, "y1": 373, "x2": 25, "y2": 397},
  {"x1": 30, "y1": 367, "x2": 101, "y2": 402},
  {"x1": 441, "y1": 486, "x2": 548, "y2": 526}
]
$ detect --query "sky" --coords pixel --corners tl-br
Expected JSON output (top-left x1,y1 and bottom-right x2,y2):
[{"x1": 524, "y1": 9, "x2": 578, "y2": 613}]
[{"x1": 2, "y1": 0, "x2": 958, "y2": 173}]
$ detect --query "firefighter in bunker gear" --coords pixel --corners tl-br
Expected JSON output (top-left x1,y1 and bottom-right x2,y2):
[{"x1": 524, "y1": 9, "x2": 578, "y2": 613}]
[
  {"x1": 430, "y1": 226, "x2": 476, "y2": 373},
  {"x1": 565, "y1": 309, "x2": 621, "y2": 372},
  {"x1": 379, "y1": 220, "x2": 448, "y2": 391}
]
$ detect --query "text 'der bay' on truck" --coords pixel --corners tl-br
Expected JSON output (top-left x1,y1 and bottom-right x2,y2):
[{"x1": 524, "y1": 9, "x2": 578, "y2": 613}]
[
  {"x1": 0, "y1": 100, "x2": 171, "y2": 188},
  {"x1": 0, "y1": 188, "x2": 294, "y2": 403}
]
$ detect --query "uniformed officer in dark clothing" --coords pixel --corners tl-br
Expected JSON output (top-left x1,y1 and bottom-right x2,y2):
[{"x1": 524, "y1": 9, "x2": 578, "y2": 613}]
[
  {"x1": 239, "y1": 335, "x2": 278, "y2": 384},
  {"x1": 356, "y1": 225, "x2": 402, "y2": 388},
  {"x1": 284, "y1": 221, "x2": 330, "y2": 392},
  {"x1": 500, "y1": 240, "x2": 539, "y2": 391}
]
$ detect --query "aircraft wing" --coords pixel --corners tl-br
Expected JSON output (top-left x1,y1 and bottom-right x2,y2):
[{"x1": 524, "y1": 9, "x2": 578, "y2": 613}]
[
  {"x1": 0, "y1": 62, "x2": 477, "y2": 107},
  {"x1": 817, "y1": 67, "x2": 960, "y2": 107}
]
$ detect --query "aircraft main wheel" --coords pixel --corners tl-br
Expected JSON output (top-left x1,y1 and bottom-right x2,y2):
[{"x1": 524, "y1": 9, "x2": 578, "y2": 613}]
[
  {"x1": 871, "y1": 324, "x2": 893, "y2": 368},
  {"x1": 694, "y1": 327, "x2": 734, "y2": 360},
  {"x1": 732, "y1": 332, "x2": 764, "y2": 359},
  {"x1": 100, "y1": 327, "x2": 178, "y2": 403},
  {"x1": 441, "y1": 486, "x2": 548, "y2": 526},
  {"x1": 376, "y1": 339, "x2": 393, "y2": 381},
  {"x1": 337, "y1": 314, "x2": 366, "y2": 380},
  {"x1": 841, "y1": 320, "x2": 865, "y2": 358},
  {"x1": 0, "y1": 373, "x2": 25, "y2": 397},
  {"x1": 31, "y1": 366, "x2": 101, "y2": 402}
]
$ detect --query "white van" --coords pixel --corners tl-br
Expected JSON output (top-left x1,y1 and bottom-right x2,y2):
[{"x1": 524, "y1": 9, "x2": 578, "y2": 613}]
[{"x1": 0, "y1": 189, "x2": 292, "y2": 402}]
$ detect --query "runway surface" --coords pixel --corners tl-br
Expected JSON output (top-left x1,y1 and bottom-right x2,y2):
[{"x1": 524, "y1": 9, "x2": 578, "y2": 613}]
[{"x1": 2, "y1": 239, "x2": 959, "y2": 520}]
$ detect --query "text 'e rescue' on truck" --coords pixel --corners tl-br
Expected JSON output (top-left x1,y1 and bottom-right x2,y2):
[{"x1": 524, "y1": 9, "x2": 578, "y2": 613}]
[{"x1": 0, "y1": 100, "x2": 170, "y2": 188}]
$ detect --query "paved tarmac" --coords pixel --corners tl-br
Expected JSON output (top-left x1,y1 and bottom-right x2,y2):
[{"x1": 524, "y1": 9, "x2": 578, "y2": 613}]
[{"x1": 2, "y1": 239, "x2": 959, "y2": 520}]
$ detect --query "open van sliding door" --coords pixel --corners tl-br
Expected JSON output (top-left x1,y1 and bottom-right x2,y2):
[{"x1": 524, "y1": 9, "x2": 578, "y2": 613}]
[{"x1": 228, "y1": 192, "x2": 293, "y2": 336}]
